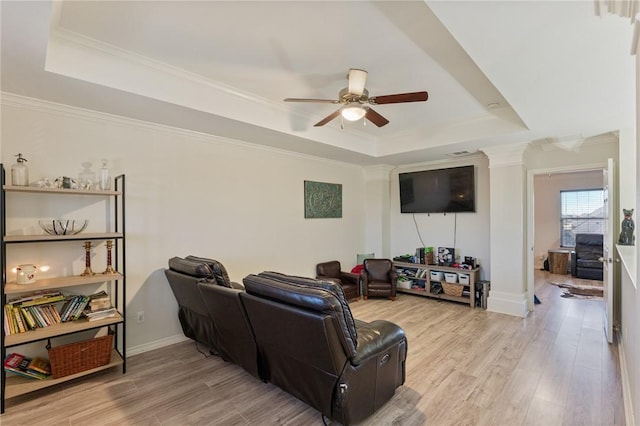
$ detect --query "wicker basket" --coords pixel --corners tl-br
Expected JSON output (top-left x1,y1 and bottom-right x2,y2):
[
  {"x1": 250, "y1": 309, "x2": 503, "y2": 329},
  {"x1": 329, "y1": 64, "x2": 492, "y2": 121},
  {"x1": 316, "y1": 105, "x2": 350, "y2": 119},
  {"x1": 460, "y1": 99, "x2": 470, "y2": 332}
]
[
  {"x1": 442, "y1": 282, "x2": 463, "y2": 297},
  {"x1": 48, "y1": 334, "x2": 113, "y2": 378}
]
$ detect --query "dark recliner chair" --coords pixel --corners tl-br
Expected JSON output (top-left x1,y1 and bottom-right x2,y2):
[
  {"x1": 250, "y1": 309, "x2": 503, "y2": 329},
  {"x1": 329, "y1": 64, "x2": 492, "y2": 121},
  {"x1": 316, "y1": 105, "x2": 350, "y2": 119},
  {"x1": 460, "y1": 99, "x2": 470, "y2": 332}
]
[
  {"x1": 572, "y1": 233, "x2": 604, "y2": 280},
  {"x1": 164, "y1": 256, "x2": 220, "y2": 352},
  {"x1": 197, "y1": 282, "x2": 262, "y2": 380},
  {"x1": 316, "y1": 260, "x2": 360, "y2": 301},
  {"x1": 166, "y1": 256, "x2": 262, "y2": 379},
  {"x1": 362, "y1": 258, "x2": 397, "y2": 300},
  {"x1": 240, "y1": 271, "x2": 407, "y2": 425}
]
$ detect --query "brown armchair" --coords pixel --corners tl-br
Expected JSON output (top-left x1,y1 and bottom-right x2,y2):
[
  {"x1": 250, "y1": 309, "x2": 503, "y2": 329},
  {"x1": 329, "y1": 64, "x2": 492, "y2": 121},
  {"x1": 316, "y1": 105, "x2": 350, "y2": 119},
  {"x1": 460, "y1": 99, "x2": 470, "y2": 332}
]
[
  {"x1": 316, "y1": 260, "x2": 360, "y2": 301},
  {"x1": 362, "y1": 258, "x2": 397, "y2": 301}
]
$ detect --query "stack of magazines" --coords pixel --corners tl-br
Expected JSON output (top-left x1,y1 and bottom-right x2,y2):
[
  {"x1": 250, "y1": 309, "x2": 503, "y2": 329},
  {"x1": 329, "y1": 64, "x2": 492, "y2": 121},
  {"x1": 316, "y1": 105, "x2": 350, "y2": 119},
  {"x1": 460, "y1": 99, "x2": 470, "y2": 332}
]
[{"x1": 4, "y1": 353, "x2": 51, "y2": 380}]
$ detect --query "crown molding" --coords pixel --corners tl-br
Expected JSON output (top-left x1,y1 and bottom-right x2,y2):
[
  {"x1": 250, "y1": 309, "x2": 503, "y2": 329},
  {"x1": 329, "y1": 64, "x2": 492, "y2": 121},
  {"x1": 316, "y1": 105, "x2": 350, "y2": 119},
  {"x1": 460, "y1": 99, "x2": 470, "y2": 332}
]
[
  {"x1": 395, "y1": 152, "x2": 486, "y2": 173},
  {"x1": 534, "y1": 131, "x2": 618, "y2": 152},
  {"x1": 51, "y1": 27, "x2": 280, "y2": 111},
  {"x1": 0, "y1": 92, "x2": 364, "y2": 169},
  {"x1": 45, "y1": 27, "x2": 376, "y2": 155}
]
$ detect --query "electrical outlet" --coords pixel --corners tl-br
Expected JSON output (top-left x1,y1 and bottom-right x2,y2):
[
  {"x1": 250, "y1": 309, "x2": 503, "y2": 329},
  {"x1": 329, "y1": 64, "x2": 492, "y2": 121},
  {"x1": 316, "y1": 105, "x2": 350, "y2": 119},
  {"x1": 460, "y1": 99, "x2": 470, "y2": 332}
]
[{"x1": 137, "y1": 311, "x2": 144, "y2": 323}]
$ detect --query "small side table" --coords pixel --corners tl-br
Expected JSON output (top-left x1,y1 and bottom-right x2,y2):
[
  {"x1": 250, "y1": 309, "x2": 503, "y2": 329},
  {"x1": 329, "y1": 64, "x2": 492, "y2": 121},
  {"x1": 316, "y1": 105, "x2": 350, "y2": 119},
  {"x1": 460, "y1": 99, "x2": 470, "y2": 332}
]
[{"x1": 548, "y1": 249, "x2": 572, "y2": 275}]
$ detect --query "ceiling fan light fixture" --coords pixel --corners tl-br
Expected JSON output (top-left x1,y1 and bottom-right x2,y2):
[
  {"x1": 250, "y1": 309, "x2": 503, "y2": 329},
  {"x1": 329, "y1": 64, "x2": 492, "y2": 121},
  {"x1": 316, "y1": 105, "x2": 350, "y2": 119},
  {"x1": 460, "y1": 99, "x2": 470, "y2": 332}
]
[
  {"x1": 286, "y1": 68, "x2": 427, "y2": 128},
  {"x1": 341, "y1": 105, "x2": 366, "y2": 121}
]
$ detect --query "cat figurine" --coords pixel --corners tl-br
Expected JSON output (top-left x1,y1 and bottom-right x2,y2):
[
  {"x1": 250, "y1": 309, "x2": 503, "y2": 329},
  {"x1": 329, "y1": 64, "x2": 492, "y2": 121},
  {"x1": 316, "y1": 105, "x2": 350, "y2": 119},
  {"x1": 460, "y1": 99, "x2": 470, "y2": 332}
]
[{"x1": 618, "y1": 208, "x2": 635, "y2": 246}]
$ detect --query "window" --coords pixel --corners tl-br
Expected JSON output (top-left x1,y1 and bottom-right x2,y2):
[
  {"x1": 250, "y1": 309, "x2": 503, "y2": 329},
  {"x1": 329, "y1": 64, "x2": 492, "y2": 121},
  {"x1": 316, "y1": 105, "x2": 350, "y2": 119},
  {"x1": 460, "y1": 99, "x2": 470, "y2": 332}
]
[{"x1": 560, "y1": 189, "x2": 604, "y2": 247}]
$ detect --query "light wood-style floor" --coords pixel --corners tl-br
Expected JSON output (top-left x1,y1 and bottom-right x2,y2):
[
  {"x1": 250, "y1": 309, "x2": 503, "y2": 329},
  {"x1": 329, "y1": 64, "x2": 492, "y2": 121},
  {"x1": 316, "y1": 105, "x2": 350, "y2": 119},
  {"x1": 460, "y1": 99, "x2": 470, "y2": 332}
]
[{"x1": 1, "y1": 270, "x2": 625, "y2": 425}]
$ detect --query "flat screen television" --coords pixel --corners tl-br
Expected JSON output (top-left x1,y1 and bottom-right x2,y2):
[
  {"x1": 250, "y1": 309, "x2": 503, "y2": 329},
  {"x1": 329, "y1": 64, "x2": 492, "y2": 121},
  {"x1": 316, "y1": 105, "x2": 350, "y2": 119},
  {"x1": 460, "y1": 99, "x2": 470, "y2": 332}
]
[{"x1": 399, "y1": 165, "x2": 475, "y2": 213}]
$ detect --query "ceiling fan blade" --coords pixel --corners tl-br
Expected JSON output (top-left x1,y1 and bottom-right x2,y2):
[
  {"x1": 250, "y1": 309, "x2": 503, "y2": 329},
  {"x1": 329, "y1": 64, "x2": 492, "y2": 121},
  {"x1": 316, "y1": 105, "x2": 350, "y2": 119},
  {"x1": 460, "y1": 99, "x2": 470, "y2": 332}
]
[
  {"x1": 348, "y1": 68, "x2": 368, "y2": 96},
  {"x1": 284, "y1": 98, "x2": 339, "y2": 103},
  {"x1": 314, "y1": 110, "x2": 341, "y2": 127},
  {"x1": 369, "y1": 91, "x2": 428, "y2": 105},
  {"x1": 365, "y1": 108, "x2": 390, "y2": 127}
]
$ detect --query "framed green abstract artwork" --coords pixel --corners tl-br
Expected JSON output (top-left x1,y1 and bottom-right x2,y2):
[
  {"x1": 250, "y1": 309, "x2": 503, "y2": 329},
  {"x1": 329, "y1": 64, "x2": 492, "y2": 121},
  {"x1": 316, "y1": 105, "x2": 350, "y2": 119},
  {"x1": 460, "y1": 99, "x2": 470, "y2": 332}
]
[{"x1": 304, "y1": 180, "x2": 342, "y2": 218}]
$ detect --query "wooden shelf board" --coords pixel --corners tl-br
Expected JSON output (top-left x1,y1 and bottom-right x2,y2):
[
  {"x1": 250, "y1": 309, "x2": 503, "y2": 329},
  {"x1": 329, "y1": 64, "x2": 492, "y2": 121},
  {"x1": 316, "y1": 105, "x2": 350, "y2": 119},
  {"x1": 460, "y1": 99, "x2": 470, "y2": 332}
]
[
  {"x1": 397, "y1": 287, "x2": 471, "y2": 304},
  {"x1": 5, "y1": 314, "x2": 124, "y2": 347},
  {"x1": 4, "y1": 233, "x2": 123, "y2": 243},
  {"x1": 5, "y1": 273, "x2": 123, "y2": 294},
  {"x1": 2, "y1": 185, "x2": 121, "y2": 196},
  {"x1": 4, "y1": 349, "x2": 123, "y2": 398},
  {"x1": 394, "y1": 261, "x2": 478, "y2": 273}
]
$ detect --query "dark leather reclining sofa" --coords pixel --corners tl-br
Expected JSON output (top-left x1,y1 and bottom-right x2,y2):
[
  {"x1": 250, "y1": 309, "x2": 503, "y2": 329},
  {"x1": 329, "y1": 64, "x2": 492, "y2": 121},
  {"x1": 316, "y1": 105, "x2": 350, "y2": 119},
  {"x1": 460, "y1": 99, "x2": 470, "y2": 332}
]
[{"x1": 165, "y1": 257, "x2": 408, "y2": 425}]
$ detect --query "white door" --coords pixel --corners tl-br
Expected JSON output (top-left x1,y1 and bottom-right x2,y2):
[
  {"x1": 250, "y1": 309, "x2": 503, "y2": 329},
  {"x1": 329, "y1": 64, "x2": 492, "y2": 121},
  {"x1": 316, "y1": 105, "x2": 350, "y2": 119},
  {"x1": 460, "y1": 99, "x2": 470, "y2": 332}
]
[{"x1": 602, "y1": 158, "x2": 615, "y2": 343}]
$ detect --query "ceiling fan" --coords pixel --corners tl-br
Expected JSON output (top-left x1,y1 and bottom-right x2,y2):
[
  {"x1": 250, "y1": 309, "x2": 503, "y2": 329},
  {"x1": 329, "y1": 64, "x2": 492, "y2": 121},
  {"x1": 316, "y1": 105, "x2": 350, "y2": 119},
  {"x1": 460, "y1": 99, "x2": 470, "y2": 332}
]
[{"x1": 284, "y1": 68, "x2": 428, "y2": 128}]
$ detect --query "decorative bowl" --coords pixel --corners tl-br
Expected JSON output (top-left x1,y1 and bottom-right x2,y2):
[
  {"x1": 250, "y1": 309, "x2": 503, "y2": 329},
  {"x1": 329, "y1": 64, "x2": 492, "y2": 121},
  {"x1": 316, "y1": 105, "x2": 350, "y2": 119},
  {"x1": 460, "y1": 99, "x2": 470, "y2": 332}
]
[{"x1": 39, "y1": 219, "x2": 88, "y2": 235}]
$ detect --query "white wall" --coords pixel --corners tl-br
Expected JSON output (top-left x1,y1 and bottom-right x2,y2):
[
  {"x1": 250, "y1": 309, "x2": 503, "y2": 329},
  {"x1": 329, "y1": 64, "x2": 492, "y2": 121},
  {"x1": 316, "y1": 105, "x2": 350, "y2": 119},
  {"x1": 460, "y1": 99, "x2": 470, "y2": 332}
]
[
  {"x1": 389, "y1": 155, "x2": 490, "y2": 280},
  {"x1": 1, "y1": 96, "x2": 367, "y2": 353},
  {"x1": 533, "y1": 171, "x2": 603, "y2": 269},
  {"x1": 617, "y1": 36, "x2": 640, "y2": 426},
  {"x1": 618, "y1": 128, "x2": 636, "y2": 214}
]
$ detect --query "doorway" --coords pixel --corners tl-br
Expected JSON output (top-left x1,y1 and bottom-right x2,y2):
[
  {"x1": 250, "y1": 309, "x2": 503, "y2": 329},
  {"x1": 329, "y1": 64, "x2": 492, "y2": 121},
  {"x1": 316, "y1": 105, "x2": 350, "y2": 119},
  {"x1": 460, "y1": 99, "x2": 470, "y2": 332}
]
[{"x1": 526, "y1": 163, "x2": 617, "y2": 342}]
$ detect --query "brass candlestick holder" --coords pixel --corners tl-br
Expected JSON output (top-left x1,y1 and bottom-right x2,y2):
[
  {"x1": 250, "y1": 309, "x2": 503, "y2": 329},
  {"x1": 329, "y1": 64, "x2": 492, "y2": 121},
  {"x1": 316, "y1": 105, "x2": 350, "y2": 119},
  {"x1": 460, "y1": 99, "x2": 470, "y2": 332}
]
[
  {"x1": 81, "y1": 241, "x2": 95, "y2": 276},
  {"x1": 103, "y1": 240, "x2": 116, "y2": 274}
]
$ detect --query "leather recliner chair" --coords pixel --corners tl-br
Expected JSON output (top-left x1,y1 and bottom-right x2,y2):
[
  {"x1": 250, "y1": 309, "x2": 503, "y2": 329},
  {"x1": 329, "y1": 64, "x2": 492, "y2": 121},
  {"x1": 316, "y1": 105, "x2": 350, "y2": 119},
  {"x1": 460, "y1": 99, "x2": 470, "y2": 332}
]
[
  {"x1": 165, "y1": 256, "x2": 262, "y2": 379},
  {"x1": 362, "y1": 258, "x2": 397, "y2": 300},
  {"x1": 572, "y1": 233, "x2": 604, "y2": 280},
  {"x1": 197, "y1": 282, "x2": 262, "y2": 380},
  {"x1": 240, "y1": 271, "x2": 407, "y2": 425},
  {"x1": 164, "y1": 256, "x2": 220, "y2": 353},
  {"x1": 316, "y1": 260, "x2": 360, "y2": 301}
]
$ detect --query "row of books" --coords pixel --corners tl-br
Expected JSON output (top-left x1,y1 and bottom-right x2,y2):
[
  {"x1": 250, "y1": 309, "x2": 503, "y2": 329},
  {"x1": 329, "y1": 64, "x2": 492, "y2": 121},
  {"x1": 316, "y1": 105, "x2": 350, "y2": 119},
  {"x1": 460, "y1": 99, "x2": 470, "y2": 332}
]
[
  {"x1": 5, "y1": 304, "x2": 60, "y2": 334},
  {"x1": 3, "y1": 290, "x2": 116, "y2": 335},
  {"x1": 4, "y1": 353, "x2": 52, "y2": 380},
  {"x1": 59, "y1": 295, "x2": 91, "y2": 322},
  {"x1": 4, "y1": 295, "x2": 93, "y2": 335}
]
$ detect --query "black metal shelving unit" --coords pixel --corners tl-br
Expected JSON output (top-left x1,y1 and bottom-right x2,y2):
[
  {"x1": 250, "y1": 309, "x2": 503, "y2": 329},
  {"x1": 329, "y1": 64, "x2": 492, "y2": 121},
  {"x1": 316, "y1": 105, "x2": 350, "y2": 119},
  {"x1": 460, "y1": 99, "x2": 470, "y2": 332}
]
[{"x1": 0, "y1": 164, "x2": 126, "y2": 413}]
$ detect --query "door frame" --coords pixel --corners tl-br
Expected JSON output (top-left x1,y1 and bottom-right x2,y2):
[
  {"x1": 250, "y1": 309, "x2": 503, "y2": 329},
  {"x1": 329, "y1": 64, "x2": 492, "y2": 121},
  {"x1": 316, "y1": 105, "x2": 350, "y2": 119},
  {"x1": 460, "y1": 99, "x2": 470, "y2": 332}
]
[{"x1": 525, "y1": 162, "x2": 610, "y2": 312}]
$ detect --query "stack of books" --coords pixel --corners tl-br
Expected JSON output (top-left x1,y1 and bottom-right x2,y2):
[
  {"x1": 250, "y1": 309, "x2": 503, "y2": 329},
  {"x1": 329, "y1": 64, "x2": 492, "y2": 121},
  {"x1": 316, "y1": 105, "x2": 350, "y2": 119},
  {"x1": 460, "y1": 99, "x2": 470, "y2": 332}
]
[
  {"x1": 4, "y1": 353, "x2": 52, "y2": 380},
  {"x1": 85, "y1": 291, "x2": 117, "y2": 322}
]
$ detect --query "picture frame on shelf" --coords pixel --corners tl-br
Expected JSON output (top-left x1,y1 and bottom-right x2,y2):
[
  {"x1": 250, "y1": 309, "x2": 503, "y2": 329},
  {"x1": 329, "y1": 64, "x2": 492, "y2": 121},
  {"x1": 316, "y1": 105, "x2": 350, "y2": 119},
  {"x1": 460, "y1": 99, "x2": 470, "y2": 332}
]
[{"x1": 437, "y1": 247, "x2": 454, "y2": 266}]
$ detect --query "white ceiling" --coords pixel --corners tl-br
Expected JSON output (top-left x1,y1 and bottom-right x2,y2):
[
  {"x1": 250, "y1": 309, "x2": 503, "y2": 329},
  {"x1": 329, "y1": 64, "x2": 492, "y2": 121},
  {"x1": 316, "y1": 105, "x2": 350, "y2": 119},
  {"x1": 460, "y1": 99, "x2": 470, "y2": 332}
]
[{"x1": 1, "y1": 1, "x2": 635, "y2": 166}]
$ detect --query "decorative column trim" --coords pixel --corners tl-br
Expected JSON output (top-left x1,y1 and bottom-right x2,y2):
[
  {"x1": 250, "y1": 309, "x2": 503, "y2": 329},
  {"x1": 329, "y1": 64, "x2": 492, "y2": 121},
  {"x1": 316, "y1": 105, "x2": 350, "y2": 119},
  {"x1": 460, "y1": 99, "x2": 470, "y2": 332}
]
[{"x1": 481, "y1": 142, "x2": 529, "y2": 168}]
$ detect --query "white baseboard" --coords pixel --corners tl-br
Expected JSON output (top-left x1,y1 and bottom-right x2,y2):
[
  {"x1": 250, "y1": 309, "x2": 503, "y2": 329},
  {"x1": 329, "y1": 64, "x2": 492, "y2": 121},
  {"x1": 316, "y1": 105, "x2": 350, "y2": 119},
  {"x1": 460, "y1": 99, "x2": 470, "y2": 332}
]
[
  {"x1": 487, "y1": 290, "x2": 528, "y2": 317},
  {"x1": 127, "y1": 334, "x2": 190, "y2": 356},
  {"x1": 618, "y1": 335, "x2": 636, "y2": 426}
]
